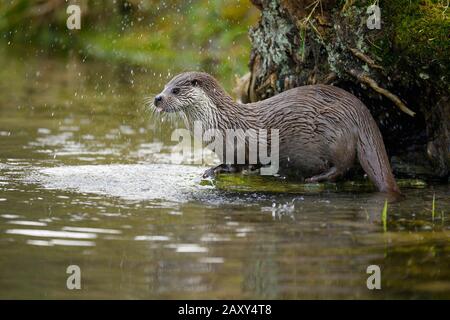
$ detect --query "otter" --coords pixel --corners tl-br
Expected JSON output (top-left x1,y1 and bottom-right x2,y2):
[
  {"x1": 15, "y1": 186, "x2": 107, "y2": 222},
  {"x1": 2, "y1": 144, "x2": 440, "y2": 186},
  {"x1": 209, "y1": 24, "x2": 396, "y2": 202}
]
[{"x1": 152, "y1": 71, "x2": 401, "y2": 194}]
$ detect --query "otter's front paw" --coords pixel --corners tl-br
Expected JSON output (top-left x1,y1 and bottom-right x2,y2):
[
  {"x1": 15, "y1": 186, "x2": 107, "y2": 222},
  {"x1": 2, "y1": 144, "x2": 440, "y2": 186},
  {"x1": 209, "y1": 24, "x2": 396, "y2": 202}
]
[
  {"x1": 304, "y1": 177, "x2": 318, "y2": 183},
  {"x1": 202, "y1": 164, "x2": 237, "y2": 178},
  {"x1": 202, "y1": 167, "x2": 218, "y2": 179}
]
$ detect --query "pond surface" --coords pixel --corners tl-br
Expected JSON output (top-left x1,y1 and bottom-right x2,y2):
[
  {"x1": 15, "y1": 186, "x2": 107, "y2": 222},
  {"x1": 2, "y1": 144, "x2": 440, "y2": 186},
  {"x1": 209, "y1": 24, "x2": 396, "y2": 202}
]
[{"x1": 0, "y1": 47, "x2": 449, "y2": 299}]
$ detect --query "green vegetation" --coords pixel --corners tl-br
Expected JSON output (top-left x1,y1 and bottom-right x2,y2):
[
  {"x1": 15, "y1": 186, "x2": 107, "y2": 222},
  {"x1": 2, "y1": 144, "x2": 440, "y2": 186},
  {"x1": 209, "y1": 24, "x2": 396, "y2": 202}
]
[
  {"x1": 343, "y1": 0, "x2": 449, "y2": 65},
  {"x1": 382, "y1": 0, "x2": 449, "y2": 64},
  {"x1": 432, "y1": 193, "x2": 436, "y2": 221},
  {"x1": 0, "y1": 0, "x2": 259, "y2": 90},
  {"x1": 211, "y1": 174, "x2": 427, "y2": 193},
  {"x1": 382, "y1": 199, "x2": 388, "y2": 232},
  {"x1": 369, "y1": 0, "x2": 449, "y2": 90}
]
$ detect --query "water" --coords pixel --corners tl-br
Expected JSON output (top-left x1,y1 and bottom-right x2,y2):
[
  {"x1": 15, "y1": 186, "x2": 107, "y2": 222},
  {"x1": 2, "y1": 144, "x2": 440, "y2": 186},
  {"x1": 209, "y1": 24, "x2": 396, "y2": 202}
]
[{"x1": 0, "y1": 48, "x2": 449, "y2": 299}]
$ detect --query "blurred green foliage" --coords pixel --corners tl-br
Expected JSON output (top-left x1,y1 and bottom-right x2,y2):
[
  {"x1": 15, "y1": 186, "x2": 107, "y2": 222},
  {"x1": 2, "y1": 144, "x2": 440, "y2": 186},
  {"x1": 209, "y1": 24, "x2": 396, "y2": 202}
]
[{"x1": 0, "y1": 0, "x2": 259, "y2": 89}]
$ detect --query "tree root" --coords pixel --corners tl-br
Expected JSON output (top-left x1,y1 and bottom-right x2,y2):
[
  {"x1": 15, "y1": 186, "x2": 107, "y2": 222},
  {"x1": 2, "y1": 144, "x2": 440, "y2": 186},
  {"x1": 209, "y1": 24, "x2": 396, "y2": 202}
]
[
  {"x1": 323, "y1": 72, "x2": 337, "y2": 84},
  {"x1": 349, "y1": 48, "x2": 383, "y2": 71},
  {"x1": 347, "y1": 69, "x2": 416, "y2": 117}
]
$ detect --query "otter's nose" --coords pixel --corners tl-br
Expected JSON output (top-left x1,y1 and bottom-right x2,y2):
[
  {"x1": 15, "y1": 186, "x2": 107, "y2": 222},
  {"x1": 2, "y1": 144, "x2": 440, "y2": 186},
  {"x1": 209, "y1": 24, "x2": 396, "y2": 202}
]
[{"x1": 154, "y1": 95, "x2": 163, "y2": 106}]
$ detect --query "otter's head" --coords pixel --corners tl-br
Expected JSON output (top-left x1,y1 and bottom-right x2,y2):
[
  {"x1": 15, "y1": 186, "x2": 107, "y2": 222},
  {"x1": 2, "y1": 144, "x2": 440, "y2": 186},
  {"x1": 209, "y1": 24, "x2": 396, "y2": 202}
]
[{"x1": 152, "y1": 72, "x2": 231, "y2": 115}]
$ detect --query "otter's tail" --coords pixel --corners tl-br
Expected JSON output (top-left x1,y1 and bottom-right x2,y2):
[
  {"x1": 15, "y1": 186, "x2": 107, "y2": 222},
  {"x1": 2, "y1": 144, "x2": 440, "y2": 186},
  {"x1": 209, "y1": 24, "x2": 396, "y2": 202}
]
[{"x1": 356, "y1": 111, "x2": 401, "y2": 195}]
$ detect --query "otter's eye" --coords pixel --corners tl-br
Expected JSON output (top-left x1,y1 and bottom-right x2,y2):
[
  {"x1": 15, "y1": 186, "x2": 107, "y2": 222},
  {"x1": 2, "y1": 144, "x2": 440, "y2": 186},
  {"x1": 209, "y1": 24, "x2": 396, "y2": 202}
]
[{"x1": 171, "y1": 87, "x2": 180, "y2": 94}]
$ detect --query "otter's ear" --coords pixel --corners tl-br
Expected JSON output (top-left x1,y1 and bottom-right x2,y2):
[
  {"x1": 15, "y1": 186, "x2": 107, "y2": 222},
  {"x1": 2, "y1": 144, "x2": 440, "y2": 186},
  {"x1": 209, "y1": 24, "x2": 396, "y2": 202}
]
[{"x1": 191, "y1": 79, "x2": 199, "y2": 87}]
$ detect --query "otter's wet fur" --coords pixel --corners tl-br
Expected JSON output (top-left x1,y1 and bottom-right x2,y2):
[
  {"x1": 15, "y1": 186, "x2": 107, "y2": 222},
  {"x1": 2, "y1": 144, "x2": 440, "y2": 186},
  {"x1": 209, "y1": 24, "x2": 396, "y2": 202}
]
[{"x1": 152, "y1": 71, "x2": 401, "y2": 194}]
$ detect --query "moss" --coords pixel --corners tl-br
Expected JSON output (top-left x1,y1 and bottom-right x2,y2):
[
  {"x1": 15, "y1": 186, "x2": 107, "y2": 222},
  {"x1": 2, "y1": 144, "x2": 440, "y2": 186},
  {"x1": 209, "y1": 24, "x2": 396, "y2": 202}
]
[
  {"x1": 334, "y1": 1, "x2": 449, "y2": 75},
  {"x1": 384, "y1": 0, "x2": 449, "y2": 63},
  {"x1": 212, "y1": 174, "x2": 427, "y2": 194},
  {"x1": 367, "y1": 0, "x2": 450, "y2": 90}
]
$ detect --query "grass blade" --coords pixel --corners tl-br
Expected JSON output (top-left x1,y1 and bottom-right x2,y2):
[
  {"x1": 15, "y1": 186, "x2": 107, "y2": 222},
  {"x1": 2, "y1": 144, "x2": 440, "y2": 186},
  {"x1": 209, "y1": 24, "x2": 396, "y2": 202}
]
[
  {"x1": 432, "y1": 193, "x2": 436, "y2": 221},
  {"x1": 382, "y1": 199, "x2": 388, "y2": 232}
]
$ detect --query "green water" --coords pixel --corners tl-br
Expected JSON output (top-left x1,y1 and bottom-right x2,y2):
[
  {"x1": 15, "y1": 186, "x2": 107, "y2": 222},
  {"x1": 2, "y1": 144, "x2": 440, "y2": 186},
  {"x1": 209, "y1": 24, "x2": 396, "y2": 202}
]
[{"x1": 0, "y1": 48, "x2": 449, "y2": 299}]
